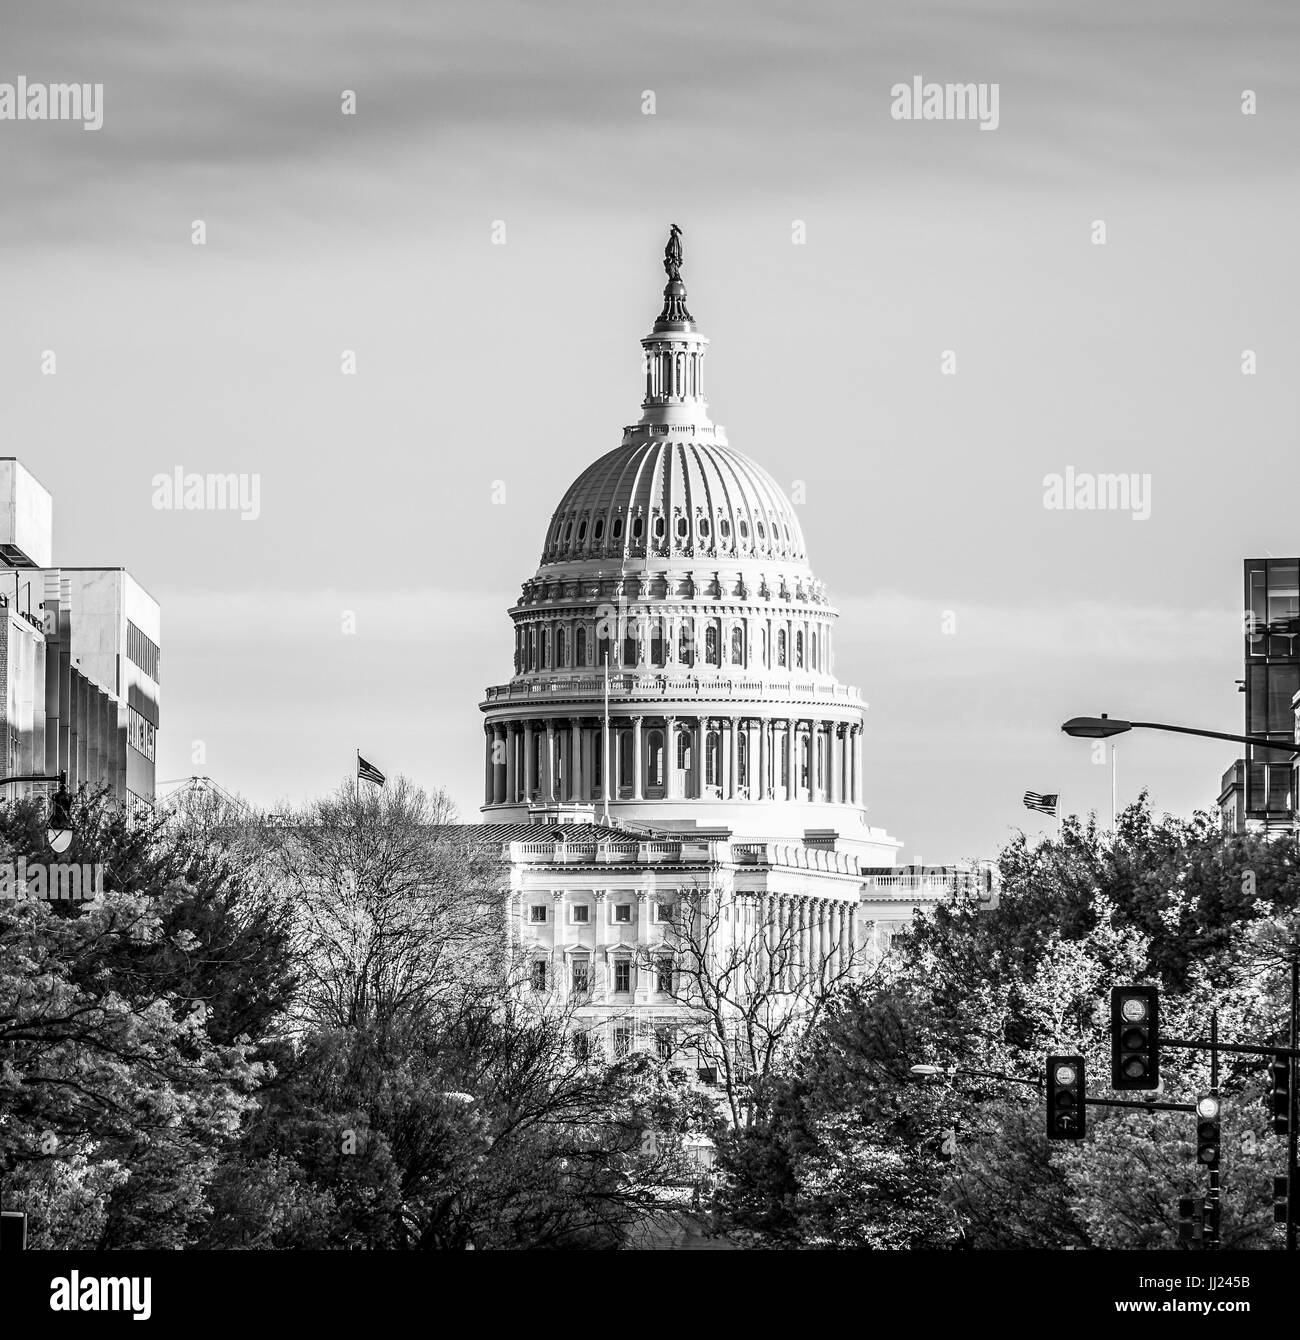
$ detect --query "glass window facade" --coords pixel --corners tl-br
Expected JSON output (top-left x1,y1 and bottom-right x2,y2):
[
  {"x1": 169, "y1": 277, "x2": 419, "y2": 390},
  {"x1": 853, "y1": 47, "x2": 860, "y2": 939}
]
[{"x1": 1242, "y1": 558, "x2": 1300, "y2": 821}]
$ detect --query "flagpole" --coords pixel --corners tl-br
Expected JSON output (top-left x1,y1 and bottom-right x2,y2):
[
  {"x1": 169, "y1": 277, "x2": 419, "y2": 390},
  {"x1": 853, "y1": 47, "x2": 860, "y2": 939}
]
[
  {"x1": 1057, "y1": 792, "x2": 1063, "y2": 842},
  {"x1": 355, "y1": 748, "x2": 360, "y2": 807},
  {"x1": 1111, "y1": 743, "x2": 1118, "y2": 832},
  {"x1": 601, "y1": 652, "x2": 611, "y2": 826}
]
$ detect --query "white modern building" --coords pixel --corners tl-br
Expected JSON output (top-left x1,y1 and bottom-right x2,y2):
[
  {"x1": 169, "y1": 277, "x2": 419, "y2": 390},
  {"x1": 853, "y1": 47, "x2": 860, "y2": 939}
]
[{"x1": 0, "y1": 459, "x2": 159, "y2": 809}]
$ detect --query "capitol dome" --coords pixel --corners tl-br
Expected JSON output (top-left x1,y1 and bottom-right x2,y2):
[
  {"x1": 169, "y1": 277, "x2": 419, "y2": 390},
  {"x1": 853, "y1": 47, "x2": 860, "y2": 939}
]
[
  {"x1": 541, "y1": 438, "x2": 809, "y2": 569},
  {"x1": 479, "y1": 228, "x2": 886, "y2": 846}
]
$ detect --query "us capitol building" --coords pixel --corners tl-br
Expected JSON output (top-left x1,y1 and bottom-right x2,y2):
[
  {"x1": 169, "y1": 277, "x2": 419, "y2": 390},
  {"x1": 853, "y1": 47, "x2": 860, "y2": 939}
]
[{"x1": 476, "y1": 229, "x2": 986, "y2": 1060}]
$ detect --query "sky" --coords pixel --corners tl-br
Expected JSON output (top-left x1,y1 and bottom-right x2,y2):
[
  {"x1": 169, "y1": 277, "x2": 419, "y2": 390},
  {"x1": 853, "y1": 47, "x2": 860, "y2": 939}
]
[{"x1": 2, "y1": 0, "x2": 1297, "y2": 861}]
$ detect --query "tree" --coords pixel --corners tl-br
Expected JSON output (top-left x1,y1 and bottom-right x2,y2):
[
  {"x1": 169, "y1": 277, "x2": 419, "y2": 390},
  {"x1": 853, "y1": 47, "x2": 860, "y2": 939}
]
[
  {"x1": 642, "y1": 886, "x2": 866, "y2": 1133},
  {"x1": 709, "y1": 796, "x2": 1299, "y2": 1248}
]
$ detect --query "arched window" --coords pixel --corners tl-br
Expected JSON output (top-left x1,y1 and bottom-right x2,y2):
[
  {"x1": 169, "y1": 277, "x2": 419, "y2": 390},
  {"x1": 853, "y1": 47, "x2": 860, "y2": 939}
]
[
  {"x1": 577, "y1": 519, "x2": 587, "y2": 543},
  {"x1": 779, "y1": 731, "x2": 788, "y2": 780},
  {"x1": 760, "y1": 626, "x2": 768, "y2": 667},
  {"x1": 705, "y1": 624, "x2": 719, "y2": 666},
  {"x1": 816, "y1": 732, "x2": 824, "y2": 790},
  {"x1": 737, "y1": 731, "x2": 748, "y2": 786},
  {"x1": 651, "y1": 622, "x2": 665, "y2": 667},
  {"x1": 678, "y1": 623, "x2": 693, "y2": 667},
  {"x1": 593, "y1": 517, "x2": 604, "y2": 542},
  {"x1": 623, "y1": 625, "x2": 638, "y2": 667},
  {"x1": 556, "y1": 627, "x2": 567, "y2": 667},
  {"x1": 576, "y1": 625, "x2": 587, "y2": 666},
  {"x1": 530, "y1": 630, "x2": 539, "y2": 671},
  {"x1": 677, "y1": 729, "x2": 692, "y2": 771},
  {"x1": 699, "y1": 518, "x2": 710, "y2": 540},
  {"x1": 612, "y1": 517, "x2": 623, "y2": 540},
  {"x1": 619, "y1": 730, "x2": 633, "y2": 788},
  {"x1": 706, "y1": 731, "x2": 720, "y2": 786},
  {"x1": 776, "y1": 629, "x2": 787, "y2": 667},
  {"x1": 654, "y1": 515, "x2": 666, "y2": 540},
  {"x1": 597, "y1": 633, "x2": 610, "y2": 667},
  {"x1": 795, "y1": 630, "x2": 804, "y2": 669},
  {"x1": 756, "y1": 521, "x2": 766, "y2": 540},
  {"x1": 647, "y1": 730, "x2": 664, "y2": 787},
  {"x1": 800, "y1": 733, "x2": 810, "y2": 789},
  {"x1": 564, "y1": 521, "x2": 573, "y2": 544},
  {"x1": 720, "y1": 518, "x2": 731, "y2": 540},
  {"x1": 540, "y1": 629, "x2": 550, "y2": 668},
  {"x1": 811, "y1": 628, "x2": 818, "y2": 670},
  {"x1": 632, "y1": 515, "x2": 644, "y2": 541},
  {"x1": 731, "y1": 626, "x2": 744, "y2": 665},
  {"x1": 738, "y1": 519, "x2": 749, "y2": 541}
]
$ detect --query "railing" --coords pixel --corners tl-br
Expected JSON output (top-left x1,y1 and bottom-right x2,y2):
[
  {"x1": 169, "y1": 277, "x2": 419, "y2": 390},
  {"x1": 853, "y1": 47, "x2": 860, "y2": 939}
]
[{"x1": 483, "y1": 674, "x2": 861, "y2": 705}]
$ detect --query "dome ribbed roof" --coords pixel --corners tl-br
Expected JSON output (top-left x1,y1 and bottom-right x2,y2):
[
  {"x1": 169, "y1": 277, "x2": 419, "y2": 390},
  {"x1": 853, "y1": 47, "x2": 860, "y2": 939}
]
[{"x1": 540, "y1": 437, "x2": 807, "y2": 567}]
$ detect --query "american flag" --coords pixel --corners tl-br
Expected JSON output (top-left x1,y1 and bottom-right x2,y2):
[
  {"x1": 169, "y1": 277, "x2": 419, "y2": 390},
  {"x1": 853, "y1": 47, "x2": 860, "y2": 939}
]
[
  {"x1": 1023, "y1": 791, "x2": 1058, "y2": 816},
  {"x1": 357, "y1": 755, "x2": 386, "y2": 787}
]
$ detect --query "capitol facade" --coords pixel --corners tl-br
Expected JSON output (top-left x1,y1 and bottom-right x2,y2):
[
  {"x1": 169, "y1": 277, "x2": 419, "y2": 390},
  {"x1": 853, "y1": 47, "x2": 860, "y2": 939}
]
[{"x1": 477, "y1": 231, "x2": 971, "y2": 1062}]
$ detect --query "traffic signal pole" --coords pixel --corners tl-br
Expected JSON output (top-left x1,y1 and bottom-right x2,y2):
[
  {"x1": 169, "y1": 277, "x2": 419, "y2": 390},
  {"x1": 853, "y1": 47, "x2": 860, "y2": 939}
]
[
  {"x1": 1288, "y1": 954, "x2": 1298, "y2": 1253},
  {"x1": 1209, "y1": 1011, "x2": 1220, "y2": 1251}
]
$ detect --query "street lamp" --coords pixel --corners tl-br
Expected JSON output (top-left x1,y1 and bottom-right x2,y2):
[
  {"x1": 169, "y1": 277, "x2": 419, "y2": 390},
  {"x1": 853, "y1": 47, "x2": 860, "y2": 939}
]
[
  {"x1": 1, "y1": 770, "x2": 74, "y2": 852},
  {"x1": 1061, "y1": 715, "x2": 1300, "y2": 757},
  {"x1": 909, "y1": 1063, "x2": 1040, "y2": 1090}
]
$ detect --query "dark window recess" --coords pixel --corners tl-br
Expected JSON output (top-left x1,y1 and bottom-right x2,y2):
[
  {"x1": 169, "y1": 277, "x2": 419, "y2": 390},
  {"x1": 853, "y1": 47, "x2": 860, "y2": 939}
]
[{"x1": 126, "y1": 621, "x2": 160, "y2": 681}]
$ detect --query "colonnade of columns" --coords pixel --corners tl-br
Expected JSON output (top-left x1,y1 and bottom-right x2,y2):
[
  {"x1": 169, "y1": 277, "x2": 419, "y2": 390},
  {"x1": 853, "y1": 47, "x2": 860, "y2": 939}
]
[
  {"x1": 753, "y1": 893, "x2": 857, "y2": 989},
  {"x1": 484, "y1": 714, "x2": 865, "y2": 808},
  {"x1": 526, "y1": 890, "x2": 858, "y2": 1000}
]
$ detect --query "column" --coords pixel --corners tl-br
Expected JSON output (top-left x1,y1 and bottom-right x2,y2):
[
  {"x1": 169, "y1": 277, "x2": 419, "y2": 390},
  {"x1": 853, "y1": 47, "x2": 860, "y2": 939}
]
[
  {"x1": 569, "y1": 718, "x2": 583, "y2": 801},
  {"x1": 798, "y1": 898, "x2": 810, "y2": 987},
  {"x1": 612, "y1": 724, "x2": 623, "y2": 800},
  {"x1": 785, "y1": 719, "x2": 797, "y2": 799},
  {"x1": 665, "y1": 716, "x2": 678, "y2": 799},
  {"x1": 580, "y1": 726, "x2": 593, "y2": 803},
  {"x1": 544, "y1": 721, "x2": 557, "y2": 802},
  {"x1": 828, "y1": 725, "x2": 840, "y2": 805},
  {"x1": 818, "y1": 899, "x2": 831, "y2": 975},
  {"x1": 637, "y1": 891, "x2": 650, "y2": 958},
  {"x1": 552, "y1": 891, "x2": 566, "y2": 998},
  {"x1": 632, "y1": 716, "x2": 644, "y2": 800},
  {"x1": 492, "y1": 726, "x2": 506, "y2": 804},
  {"x1": 484, "y1": 727, "x2": 493, "y2": 806},
  {"x1": 728, "y1": 717, "x2": 739, "y2": 800},
  {"x1": 758, "y1": 718, "x2": 769, "y2": 801},
  {"x1": 505, "y1": 724, "x2": 517, "y2": 803},
  {"x1": 851, "y1": 726, "x2": 862, "y2": 805},
  {"x1": 523, "y1": 722, "x2": 535, "y2": 801},
  {"x1": 691, "y1": 718, "x2": 703, "y2": 798},
  {"x1": 594, "y1": 891, "x2": 608, "y2": 999},
  {"x1": 757, "y1": 893, "x2": 770, "y2": 982}
]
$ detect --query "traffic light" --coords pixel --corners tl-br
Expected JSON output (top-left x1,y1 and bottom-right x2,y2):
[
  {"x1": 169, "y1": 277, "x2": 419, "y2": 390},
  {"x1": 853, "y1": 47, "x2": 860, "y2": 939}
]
[
  {"x1": 1273, "y1": 1176, "x2": 1290, "y2": 1229},
  {"x1": 1196, "y1": 1093, "x2": 1221, "y2": 1171},
  {"x1": 1177, "y1": 1195, "x2": 1201, "y2": 1244},
  {"x1": 1046, "y1": 1054, "x2": 1086, "y2": 1140},
  {"x1": 1201, "y1": 1195, "x2": 1219, "y2": 1244},
  {"x1": 1268, "y1": 1053, "x2": 1291, "y2": 1138},
  {"x1": 1111, "y1": 985, "x2": 1159, "y2": 1090}
]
